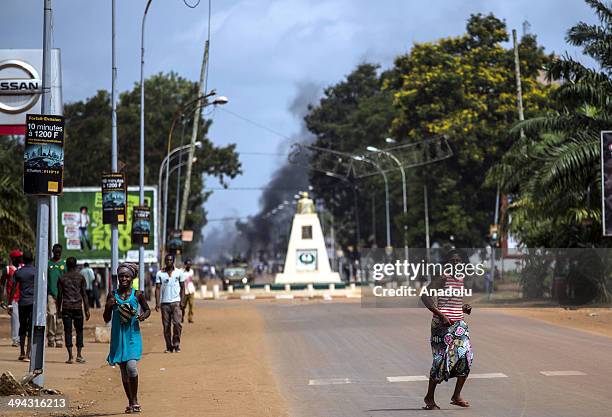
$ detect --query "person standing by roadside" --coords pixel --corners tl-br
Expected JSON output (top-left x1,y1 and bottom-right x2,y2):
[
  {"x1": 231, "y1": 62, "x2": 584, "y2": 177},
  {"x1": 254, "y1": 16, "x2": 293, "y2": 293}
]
[
  {"x1": 80, "y1": 262, "x2": 95, "y2": 307},
  {"x1": 47, "y1": 243, "x2": 65, "y2": 348},
  {"x1": 104, "y1": 262, "x2": 151, "y2": 414},
  {"x1": 8, "y1": 251, "x2": 36, "y2": 361},
  {"x1": 57, "y1": 256, "x2": 90, "y2": 364},
  {"x1": 182, "y1": 259, "x2": 196, "y2": 324},
  {"x1": 78, "y1": 206, "x2": 93, "y2": 251},
  {"x1": 93, "y1": 272, "x2": 102, "y2": 308},
  {"x1": 1, "y1": 249, "x2": 23, "y2": 347},
  {"x1": 155, "y1": 254, "x2": 185, "y2": 352}
]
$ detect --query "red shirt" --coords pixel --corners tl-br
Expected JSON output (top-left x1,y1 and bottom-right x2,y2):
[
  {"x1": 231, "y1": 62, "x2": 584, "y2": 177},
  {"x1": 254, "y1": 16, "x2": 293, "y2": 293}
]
[{"x1": 5, "y1": 265, "x2": 20, "y2": 302}]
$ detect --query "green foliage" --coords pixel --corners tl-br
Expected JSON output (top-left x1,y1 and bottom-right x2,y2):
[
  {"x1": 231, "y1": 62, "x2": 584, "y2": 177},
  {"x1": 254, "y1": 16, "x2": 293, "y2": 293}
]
[
  {"x1": 489, "y1": 0, "x2": 612, "y2": 250},
  {"x1": 62, "y1": 72, "x2": 242, "y2": 256},
  {"x1": 0, "y1": 137, "x2": 35, "y2": 255}
]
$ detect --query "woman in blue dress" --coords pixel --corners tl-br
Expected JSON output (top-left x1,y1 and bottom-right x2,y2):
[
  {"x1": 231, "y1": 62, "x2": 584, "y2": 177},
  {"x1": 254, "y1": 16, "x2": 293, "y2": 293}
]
[{"x1": 103, "y1": 263, "x2": 151, "y2": 414}]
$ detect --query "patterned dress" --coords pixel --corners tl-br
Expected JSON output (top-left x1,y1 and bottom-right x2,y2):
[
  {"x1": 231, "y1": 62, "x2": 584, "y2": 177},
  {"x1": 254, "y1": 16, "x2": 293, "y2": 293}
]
[{"x1": 429, "y1": 275, "x2": 473, "y2": 383}]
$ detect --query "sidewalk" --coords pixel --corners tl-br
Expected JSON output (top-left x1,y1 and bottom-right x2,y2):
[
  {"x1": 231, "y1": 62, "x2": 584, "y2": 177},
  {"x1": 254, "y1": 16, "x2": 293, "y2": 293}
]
[{"x1": 0, "y1": 301, "x2": 289, "y2": 417}]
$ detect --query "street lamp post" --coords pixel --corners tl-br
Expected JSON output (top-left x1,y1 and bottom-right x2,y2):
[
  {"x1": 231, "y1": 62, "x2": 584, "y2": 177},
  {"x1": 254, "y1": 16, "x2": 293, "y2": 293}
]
[
  {"x1": 139, "y1": 0, "x2": 152, "y2": 292},
  {"x1": 324, "y1": 172, "x2": 361, "y2": 252},
  {"x1": 158, "y1": 142, "x2": 201, "y2": 262},
  {"x1": 367, "y1": 145, "x2": 408, "y2": 260},
  {"x1": 353, "y1": 155, "x2": 391, "y2": 250},
  {"x1": 163, "y1": 156, "x2": 197, "y2": 252}
]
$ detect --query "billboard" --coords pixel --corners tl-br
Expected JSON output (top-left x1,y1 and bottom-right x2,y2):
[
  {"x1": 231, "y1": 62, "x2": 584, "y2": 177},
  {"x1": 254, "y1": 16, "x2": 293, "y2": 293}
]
[
  {"x1": 54, "y1": 186, "x2": 158, "y2": 265},
  {"x1": 101, "y1": 173, "x2": 127, "y2": 224}
]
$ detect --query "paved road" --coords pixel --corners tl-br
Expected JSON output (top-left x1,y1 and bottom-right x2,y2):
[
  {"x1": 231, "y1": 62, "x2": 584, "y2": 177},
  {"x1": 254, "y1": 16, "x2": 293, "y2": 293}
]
[{"x1": 258, "y1": 301, "x2": 611, "y2": 417}]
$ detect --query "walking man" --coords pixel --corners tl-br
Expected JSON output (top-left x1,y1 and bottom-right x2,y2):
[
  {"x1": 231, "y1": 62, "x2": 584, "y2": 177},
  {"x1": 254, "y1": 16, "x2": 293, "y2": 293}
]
[
  {"x1": 2, "y1": 249, "x2": 23, "y2": 347},
  {"x1": 182, "y1": 259, "x2": 196, "y2": 324},
  {"x1": 58, "y1": 256, "x2": 90, "y2": 364},
  {"x1": 8, "y1": 251, "x2": 36, "y2": 361},
  {"x1": 80, "y1": 262, "x2": 95, "y2": 307},
  {"x1": 155, "y1": 254, "x2": 185, "y2": 353},
  {"x1": 47, "y1": 243, "x2": 65, "y2": 348}
]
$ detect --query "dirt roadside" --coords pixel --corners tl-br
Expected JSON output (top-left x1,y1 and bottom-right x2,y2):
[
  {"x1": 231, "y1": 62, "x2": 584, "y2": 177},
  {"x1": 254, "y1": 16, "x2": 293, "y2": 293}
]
[
  {"x1": 496, "y1": 307, "x2": 612, "y2": 338},
  {"x1": 0, "y1": 301, "x2": 289, "y2": 417}
]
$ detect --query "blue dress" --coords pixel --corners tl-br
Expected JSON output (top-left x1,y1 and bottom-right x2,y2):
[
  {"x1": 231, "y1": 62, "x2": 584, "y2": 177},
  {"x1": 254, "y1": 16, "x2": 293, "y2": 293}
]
[{"x1": 107, "y1": 288, "x2": 142, "y2": 365}]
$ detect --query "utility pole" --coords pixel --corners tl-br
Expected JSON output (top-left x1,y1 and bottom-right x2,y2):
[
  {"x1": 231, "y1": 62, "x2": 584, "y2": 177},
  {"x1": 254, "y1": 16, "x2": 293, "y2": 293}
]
[
  {"x1": 139, "y1": 0, "x2": 152, "y2": 292},
  {"x1": 110, "y1": 0, "x2": 119, "y2": 287},
  {"x1": 513, "y1": 29, "x2": 526, "y2": 134},
  {"x1": 30, "y1": 0, "x2": 53, "y2": 387},
  {"x1": 179, "y1": 41, "x2": 209, "y2": 231}
]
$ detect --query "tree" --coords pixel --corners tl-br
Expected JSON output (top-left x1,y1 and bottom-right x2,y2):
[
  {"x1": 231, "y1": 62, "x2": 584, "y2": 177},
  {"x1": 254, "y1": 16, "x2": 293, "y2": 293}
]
[
  {"x1": 386, "y1": 13, "x2": 553, "y2": 247},
  {"x1": 63, "y1": 72, "x2": 242, "y2": 256}
]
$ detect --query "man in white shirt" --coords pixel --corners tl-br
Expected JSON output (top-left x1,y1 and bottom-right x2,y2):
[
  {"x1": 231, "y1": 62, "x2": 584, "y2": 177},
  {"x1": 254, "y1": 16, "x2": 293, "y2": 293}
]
[
  {"x1": 181, "y1": 259, "x2": 196, "y2": 324},
  {"x1": 155, "y1": 254, "x2": 185, "y2": 353},
  {"x1": 78, "y1": 206, "x2": 92, "y2": 251}
]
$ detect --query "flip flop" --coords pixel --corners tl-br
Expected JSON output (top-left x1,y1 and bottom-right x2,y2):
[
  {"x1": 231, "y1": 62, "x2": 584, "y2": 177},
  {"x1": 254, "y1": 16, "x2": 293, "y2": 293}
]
[
  {"x1": 422, "y1": 403, "x2": 440, "y2": 410},
  {"x1": 450, "y1": 399, "x2": 470, "y2": 407},
  {"x1": 76, "y1": 357, "x2": 86, "y2": 364},
  {"x1": 124, "y1": 405, "x2": 133, "y2": 414},
  {"x1": 132, "y1": 404, "x2": 141, "y2": 413}
]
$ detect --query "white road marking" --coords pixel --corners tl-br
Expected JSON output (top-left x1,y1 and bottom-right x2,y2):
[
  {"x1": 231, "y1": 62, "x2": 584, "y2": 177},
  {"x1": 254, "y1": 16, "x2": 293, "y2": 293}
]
[
  {"x1": 308, "y1": 378, "x2": 352, "y2": 386},
  {"x1": 540, "y1": 370, "x2": 586, "y2": 376},
  {"x1": 387, "y1": 375, "x2": 428, "y2": 382},
  {"x1": 387, "y1": 373, "x2": 507, "y2": 382}
]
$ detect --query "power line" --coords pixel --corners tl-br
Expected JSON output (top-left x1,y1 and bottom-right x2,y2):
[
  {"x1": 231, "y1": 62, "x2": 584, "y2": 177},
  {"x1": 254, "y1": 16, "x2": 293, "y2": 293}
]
[{"x1": 218, "y1": 107, "x2": 293, "y2": 140}]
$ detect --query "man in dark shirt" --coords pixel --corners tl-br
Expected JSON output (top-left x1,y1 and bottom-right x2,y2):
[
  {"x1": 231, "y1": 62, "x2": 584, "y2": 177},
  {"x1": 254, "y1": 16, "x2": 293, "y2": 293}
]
[
  {"x1": 8, "y1": 250, "x2": 35, "y2": 361},
  {"x1": 57, "y1": 257, "x2": 90, "y2": 364}
]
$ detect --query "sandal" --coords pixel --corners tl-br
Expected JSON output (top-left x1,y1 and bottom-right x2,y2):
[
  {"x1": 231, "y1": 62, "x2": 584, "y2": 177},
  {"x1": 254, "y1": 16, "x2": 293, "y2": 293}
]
[
  {"x1": 422, "y1": 403, "x2": 440, "y2": 410},
  {"x1": 65, "y1": 359, "x2": 73, "y2": 364},
  {"x1": 125, "y1": 405, "x2": 133, "y2": 414},
  {"x1": 76, "y1": 357, "x2": 86, "y2": 364},
  {"x1": 450, "y1": 399, "x2": 470, "y2": 407},
  {"x1": 132, "y1": 404, "x2": 141, "y2": 413},
  {"x1": 18, "y1": 356, "x2": 30, "y2": 362}
]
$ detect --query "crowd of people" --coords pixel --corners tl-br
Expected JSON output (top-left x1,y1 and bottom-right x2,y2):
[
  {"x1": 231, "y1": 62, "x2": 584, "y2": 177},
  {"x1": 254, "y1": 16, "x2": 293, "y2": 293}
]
[{"x1": 1, "y1": 246, "x2": 198, "y2": 414}]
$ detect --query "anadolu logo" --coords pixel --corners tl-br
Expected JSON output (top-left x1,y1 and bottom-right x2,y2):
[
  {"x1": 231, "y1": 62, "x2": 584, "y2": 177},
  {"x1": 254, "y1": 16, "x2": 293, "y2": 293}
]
[
  {"x1": 0, "y1": 59, "x2": 42, "y2": 114},
  {"x1": 298, "y1": 252, "x2": 315, "y2": 264}
]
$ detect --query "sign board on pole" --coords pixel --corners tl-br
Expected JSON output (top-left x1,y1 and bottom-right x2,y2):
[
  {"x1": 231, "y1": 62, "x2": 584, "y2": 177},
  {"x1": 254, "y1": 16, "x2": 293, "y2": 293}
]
[
  {"x1": 181, "y1": 230, "x2": 193, "y2": 242},
  {"x1": 131, "y1": 206, "x2": 151, "y2": 245},
  {"x1": 601, "y1": 131, "x2": 612, "y2": 235},
  {"x1": 102, "y1": 173, "x2": 127, "y2": 224},
  {"x1": 54, "y1": 187, "x2": 158, "y2": 265},
  {"x1": 23, "y1": 113, "x2": 64, "y2": 195}
]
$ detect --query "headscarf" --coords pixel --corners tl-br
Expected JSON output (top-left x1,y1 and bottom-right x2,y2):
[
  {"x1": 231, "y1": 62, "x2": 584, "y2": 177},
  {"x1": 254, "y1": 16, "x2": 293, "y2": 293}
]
[{"x1": 117, "y1": 262, "x2": 138, "y2": 279}]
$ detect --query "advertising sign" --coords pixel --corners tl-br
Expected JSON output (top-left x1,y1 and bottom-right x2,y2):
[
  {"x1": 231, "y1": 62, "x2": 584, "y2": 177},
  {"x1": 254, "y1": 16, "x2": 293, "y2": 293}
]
[
  {"x1": 601, "y1": 131, "x2": 612, "y2": 235},
  {"x1": 296, "y1": 249, "x2": 318, "y2": 272},
  {"x1": 23, "y1": 113, "x2": 64, "y2": 195},
  {"x1": 55, "y1": 187, "x2": 157, "y2": 265},
  {"x1": 0, "y1": 49, "x2": 63, "y2": 135},
  {"x1": 101, "y1": 173, "x2": 127, "y2": 224},
  {"x1": 131, "y1": 206, "x2": 151, "y2": 245}
]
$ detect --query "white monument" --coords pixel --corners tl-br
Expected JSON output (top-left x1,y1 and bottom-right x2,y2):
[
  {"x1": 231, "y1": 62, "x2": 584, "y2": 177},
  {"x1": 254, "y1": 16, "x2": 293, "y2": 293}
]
[{"x1": 275, "y1": 192, "x2": 341, "y2": 284}]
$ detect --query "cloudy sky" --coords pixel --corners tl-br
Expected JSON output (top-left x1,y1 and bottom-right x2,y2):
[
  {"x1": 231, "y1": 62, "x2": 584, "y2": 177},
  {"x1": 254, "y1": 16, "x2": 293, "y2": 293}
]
[{"x1": 1, "y1": 0, "x2": 597, "y2": 252}]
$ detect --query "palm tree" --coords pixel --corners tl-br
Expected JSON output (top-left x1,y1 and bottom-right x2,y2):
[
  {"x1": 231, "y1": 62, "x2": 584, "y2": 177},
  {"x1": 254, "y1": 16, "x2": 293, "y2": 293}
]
[{"x1": 489, "y1": 0, "x2": 611, "y2": 302}]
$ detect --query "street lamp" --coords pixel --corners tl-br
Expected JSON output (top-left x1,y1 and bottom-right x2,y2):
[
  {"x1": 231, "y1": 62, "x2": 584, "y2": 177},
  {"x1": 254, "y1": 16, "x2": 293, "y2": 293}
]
[
  {"x1": 367, "y1": 145, "x2": 408, "y2": 261},
  {"x1": 385, "y1": 137, "x2": 397, "y2": 144},
  {"x1": 352, "y1": 155, "x2": 391, "y2": 250},
  {"x1": 138, "y1": 0, "x2": 153, "y2": 291},
  {"x1": 324, "y1": 171, "x2": 361, "y2": 252},
  {"x1": 158, "y1": 142, "x2": 201, "y2": 261}
]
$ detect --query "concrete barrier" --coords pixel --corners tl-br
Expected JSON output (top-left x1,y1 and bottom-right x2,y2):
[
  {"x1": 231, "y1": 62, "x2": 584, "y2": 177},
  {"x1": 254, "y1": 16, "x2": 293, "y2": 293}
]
[
  {"x1": 200, "y1": 285, "x2": 207, "y2": 299},
  {"x1": 264, "y1": 284, "x2": 271, "y2": 293},
  {"x1": 350, "y1": 283, "x2": 356, "y2": 291},
  {"x1": 228, "y1": 285, "x2": 234, "y2": 293},
  {"x1": 245, "y1": 284, "x2": 251, "y2": 293},
  {"x1": 329, "y1": 283, "x2": 335, "y2": 291},
  {"x1": 213, "y1": 284, "x2": 220, "y2": 299},
  {"x1": 284, "y1": 284, "x2": 291, "y2": 292}
]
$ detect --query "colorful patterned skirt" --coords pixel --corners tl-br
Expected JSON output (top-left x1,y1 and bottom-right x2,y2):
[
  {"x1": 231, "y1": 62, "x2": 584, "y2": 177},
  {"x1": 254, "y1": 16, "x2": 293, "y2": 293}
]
[{"x1": 429, "y1": 318, "x2": 473, "y2": 383}]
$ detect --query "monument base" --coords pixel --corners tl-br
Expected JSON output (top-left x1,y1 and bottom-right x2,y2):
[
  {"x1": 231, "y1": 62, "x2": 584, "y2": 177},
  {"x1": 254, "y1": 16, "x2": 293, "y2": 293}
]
[{"x1": 275, "y1": 271, "x2": 341, "y2": 284}]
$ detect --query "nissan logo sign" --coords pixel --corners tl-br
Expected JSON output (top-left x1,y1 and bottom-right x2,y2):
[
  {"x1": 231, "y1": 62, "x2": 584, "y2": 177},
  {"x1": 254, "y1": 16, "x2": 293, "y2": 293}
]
[{"x1": 0, "y1": 59, "x2": 42, "y2": 114}]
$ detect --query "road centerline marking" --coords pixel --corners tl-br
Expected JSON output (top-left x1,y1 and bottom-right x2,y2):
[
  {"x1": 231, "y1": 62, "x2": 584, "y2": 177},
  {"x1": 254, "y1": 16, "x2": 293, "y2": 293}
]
[
  {"x1": 309, "y1": 378, "x2": 352, "y2": 386},
  {"x1": 540, "y1": 370, "x2": 586, "y2": 376},
  {"x1": 387, "y1": 373, "x2": 508, "y2": 382}
]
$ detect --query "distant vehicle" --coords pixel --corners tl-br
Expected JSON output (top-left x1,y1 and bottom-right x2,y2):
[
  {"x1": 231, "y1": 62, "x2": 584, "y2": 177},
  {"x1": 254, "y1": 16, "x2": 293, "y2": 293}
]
[{"x1": 222, "y1": 259, "x2": 253, "y2": 289}]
